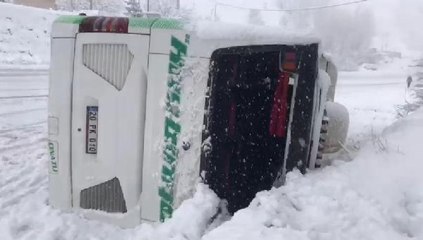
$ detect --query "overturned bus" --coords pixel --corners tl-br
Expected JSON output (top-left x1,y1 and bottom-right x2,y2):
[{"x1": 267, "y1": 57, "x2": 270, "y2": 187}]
[{"x1": 48, "y1": 16, "x2": 349, "y2": 227}]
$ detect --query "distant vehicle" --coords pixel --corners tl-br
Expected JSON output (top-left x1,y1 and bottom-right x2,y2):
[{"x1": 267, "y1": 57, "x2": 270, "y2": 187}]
[{"x1": 48, "y1": 15, "x2": 349, "y2": 227}]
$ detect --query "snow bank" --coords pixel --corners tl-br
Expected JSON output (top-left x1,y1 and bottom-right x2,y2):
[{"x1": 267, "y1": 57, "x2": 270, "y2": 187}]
[
  {"x1": 203, "y1": 107, "x2": 423, "y2": 240},
  {"x1": 0, "y1": 3, "x2": 60, "y2": 68},
  {"x1": 142, "y1": 184, "x2": 221, "y2": 240}
]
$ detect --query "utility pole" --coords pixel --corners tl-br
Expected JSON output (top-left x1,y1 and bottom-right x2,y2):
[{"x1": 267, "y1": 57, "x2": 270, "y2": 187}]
[
  {"x1": 146, "y1": 0, "x2": 149, "y2": 11},
  {"x1": 176, "y1": 0, "x2": 180, "y2": 9},
  {"x1": 89, "y1": 0, "x2": 93, "y2": 10}
]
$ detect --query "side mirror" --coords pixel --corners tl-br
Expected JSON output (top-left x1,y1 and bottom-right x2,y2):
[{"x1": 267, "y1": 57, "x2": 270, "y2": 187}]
[{"x1": 322, "y1": 102, "x2": 349, "y2": 153}]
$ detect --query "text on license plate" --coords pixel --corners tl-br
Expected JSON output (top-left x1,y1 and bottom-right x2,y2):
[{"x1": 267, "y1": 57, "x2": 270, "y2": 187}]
[{"x1": 86, "y1": 106, "x2": 98, "y2": 154}]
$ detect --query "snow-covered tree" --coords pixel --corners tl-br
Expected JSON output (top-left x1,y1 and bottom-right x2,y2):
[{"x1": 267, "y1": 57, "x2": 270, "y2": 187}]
[
  {"x1": 55, "y1": 0, "x2": 88, "y2": 11},
  {"x1": 149, "y1": 0, "x2": 182, "y2": 18},
  {"x1": 96, "y1": 0, "x2": 126, "y2": 15},
  {"x1": 55, "y1": 0, "x2": 125, "y2": 15},
  {"x1": 125, "y1": 0, "x2": 143, "y2": 17}
]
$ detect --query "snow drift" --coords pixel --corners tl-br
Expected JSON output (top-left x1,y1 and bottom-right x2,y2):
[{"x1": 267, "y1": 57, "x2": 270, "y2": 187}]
[{"x1": 203, "y1": 107, "x2": 423, "y2": 240}]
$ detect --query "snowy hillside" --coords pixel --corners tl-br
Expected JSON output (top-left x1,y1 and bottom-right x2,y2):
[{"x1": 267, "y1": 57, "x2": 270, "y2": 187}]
[
  {"x1": 0, "y1": 1, "x2": 423, "y2": 240},
  {"x1": 0, "y1": 3, "x2": 58, "y2": 68}
]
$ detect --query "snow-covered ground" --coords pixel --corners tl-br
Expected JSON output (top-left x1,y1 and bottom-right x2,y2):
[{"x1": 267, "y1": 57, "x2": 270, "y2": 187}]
[
  {"x1": 203, "y1": 61, "x2": 423, "y2": 240},
  {"x1": 1, "y1": 1, "x2": 423, "y2": 240},
  {"x1": 1, "y1": 60, "x2": 422, "y2": 240}
]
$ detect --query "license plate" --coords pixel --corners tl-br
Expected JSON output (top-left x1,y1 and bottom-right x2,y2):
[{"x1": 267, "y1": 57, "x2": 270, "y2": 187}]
[{"x1": 86, "y1": 106, "x2": 98, "y2": 154}]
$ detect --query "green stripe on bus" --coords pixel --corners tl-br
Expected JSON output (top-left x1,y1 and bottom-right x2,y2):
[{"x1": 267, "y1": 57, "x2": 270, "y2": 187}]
[
  {"x1": 128, "y1": 18, "x2": 157, "y2": 29},
  {"x1": 55, "y1": 15, "x2": 86, "y2": 24},
  {"x1": 152, "y1": 19, "x2": 184, "y2": 30}
]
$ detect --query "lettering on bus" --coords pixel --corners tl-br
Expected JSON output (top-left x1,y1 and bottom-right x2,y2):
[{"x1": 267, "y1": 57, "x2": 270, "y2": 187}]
[{"x1": 159, "y1": 34, "x2": 190, "y2": 221}]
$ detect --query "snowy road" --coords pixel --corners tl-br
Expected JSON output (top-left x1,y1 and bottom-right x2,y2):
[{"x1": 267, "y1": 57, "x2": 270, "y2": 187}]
[
  {"x1": 0, "y1": 70, "x2": 50, "y2": 240},
  {"x1": 0, "y1": 64, "x2": 422, "y2": 240},
  {"x1": 336, "y1": 70, "x2": 409, "y2": 151},
  {"x1": 336, "y1": 61, "x2": 423, "y2": 152},
  {"x1": 0, "y1": 70, "x2": 48, "y2": 162},
  {"x1": 0, "y1": 70, "x2": 48, "y2": 153}
]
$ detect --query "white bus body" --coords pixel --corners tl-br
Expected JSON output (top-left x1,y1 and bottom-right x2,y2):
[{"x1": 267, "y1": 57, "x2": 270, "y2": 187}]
[{"x1": 48, "y1": 16, "x2": 346, "y2": 227}]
